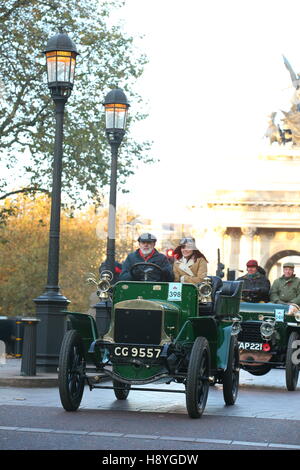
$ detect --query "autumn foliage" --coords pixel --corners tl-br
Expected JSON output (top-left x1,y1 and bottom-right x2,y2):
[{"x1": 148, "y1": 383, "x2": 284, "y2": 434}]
[{"x1": 0, "y1": 195, "x2": 135, "y2": 316}]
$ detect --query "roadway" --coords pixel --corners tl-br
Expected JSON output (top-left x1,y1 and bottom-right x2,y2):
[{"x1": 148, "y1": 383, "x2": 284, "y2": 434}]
[{"x1": 0, "y1": 358, "x2": 299, "y2": 452}]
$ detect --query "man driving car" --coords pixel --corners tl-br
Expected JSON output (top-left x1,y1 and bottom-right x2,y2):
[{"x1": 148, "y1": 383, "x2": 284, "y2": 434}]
[
  {"x1": 237, "y1": 259, "x2": 270, "y2": 302},
  {"x1": 119, "y1": 233, "x2": 174, "y2": 282}
]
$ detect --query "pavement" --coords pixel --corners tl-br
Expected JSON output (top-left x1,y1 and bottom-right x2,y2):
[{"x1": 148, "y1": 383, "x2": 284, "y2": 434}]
[
  {"x1": 0, "y1": 356, "x2": 298, "y2": 390},
  {"x1": 0, "y1": 357, "x2": 58, "y2": 387}
]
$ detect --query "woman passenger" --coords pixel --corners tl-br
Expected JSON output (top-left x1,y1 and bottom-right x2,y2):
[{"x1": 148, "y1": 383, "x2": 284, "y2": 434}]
[{"x1": 173, "y1": 237, "x2": 208, "y2": 284}]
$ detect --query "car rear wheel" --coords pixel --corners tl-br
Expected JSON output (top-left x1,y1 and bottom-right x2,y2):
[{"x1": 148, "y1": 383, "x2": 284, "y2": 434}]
[
  {"x1": 186, "y1": 336, "x2": 210, "y2": 419},
  {"x1": 285, "y1": 331, "x2": 300, "y2": 391},
  {"x1": 58, "y1": 330, "x2": 86, "y2": 411},
  {"x1": 223, "y1": 336, "x2": 239, "y2": 405},
  {"x1": 113, "y1": 380, "x2": 131, "y2": 400}
]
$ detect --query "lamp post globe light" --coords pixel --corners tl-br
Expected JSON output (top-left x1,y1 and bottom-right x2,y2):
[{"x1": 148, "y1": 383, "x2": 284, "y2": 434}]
[
  {"x1": 102, "y1": 88, "x2": 130, "y2": 281},
  {"x1": 34, "y1": 32, "x2": 79, "y2": 372}
]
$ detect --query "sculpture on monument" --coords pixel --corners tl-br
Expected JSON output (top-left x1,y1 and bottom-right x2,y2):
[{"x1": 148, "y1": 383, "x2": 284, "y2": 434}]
[
  {"x1": 265, "y1": 55, "x2": 300, "y2": 146},
  {"x1": 265, "y1": 112, "x2": 286, "y2": 145}
]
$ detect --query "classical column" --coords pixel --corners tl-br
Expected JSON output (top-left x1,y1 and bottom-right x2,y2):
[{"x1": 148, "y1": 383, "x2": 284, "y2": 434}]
[
  {"x1": 240, "y1": 227, "x2": 258, "y2": 270},
  {"x1": 227, "y1": 228, "x2": 242, "y2": 274}
]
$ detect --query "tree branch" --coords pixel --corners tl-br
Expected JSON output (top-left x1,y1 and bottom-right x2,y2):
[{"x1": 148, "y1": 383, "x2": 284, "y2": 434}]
[{"x1": 0, "y1": 187, "x2": 50, "y2": 201}]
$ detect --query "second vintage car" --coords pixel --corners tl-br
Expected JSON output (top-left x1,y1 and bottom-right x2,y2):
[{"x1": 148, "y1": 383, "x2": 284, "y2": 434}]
[{"x1": 237, "y1": 301, "x2": 300, "y2": 390}]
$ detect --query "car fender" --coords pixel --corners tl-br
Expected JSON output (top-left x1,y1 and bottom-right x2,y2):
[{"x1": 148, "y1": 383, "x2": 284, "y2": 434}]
[
  {"x1": 179, "y1": 316, "x2": 218, "y2": 369},
  {"x1": 66, "y1": 311, "x2": 99, "y2": 362},
  {"x1": 217, "y1": 324, "x2": 233, "y2": 370}
]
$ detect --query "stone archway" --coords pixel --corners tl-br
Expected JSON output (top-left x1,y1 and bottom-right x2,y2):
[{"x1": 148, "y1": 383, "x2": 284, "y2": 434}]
[
  {"x1": 264, "y1": 249, "x2": 300, "y2": 275},
  {"x1": 192, "y1": 189, "x2": 300, "y2": 277}
]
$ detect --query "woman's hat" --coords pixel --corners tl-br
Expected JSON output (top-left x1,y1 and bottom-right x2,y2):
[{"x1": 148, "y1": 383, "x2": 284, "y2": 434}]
[{"x1": 179, "y1": 237, "x2": 197, "y2": 250}]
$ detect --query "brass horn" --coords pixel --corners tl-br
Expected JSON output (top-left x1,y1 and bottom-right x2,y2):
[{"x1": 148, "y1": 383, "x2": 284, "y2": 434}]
[{"x1": 86, "y1": 273, "x2": 98, "y2": 286}]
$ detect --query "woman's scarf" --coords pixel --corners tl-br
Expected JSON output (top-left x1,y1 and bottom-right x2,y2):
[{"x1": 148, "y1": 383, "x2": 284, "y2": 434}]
[{"x1": 177, "y1": 256, "x2": 194, "y2": 276}]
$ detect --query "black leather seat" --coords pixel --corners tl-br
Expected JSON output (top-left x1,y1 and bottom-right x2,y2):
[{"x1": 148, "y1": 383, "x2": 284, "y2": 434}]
[
  {"x1": 220, "y1": 280, "x2": 242, "y2": 297},
  {"x1": 208, "y1": 275, "x2": 223, "y2": 301},
  {"x1": 214, "y1": 280, "x2": 243, "y2": 316}
]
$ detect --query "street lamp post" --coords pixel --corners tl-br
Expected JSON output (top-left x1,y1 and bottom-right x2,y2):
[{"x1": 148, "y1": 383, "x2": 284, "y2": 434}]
[
  {"x1": 34, "y1": 32, "x2": 79, "y2": 372},
  {"x1": 94, "y1": 88, "x2": 129, "y2": 337},
  {"x1": 102, "y1": 88, "x2": 129, "y2": 281}
]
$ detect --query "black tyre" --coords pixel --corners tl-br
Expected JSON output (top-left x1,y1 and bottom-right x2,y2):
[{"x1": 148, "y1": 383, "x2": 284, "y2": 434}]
[
  {"x1": 113, "y1": 380, "x2": 131, "y2": 400},
  {"x1": 58, "y1": 330, "x2": 86, "y2": 411},
  {"x1": 186, "y1": 337, "x2": 210, "y2": 419},
  {"x1": 285, "y1": 331, "x2": 300, "y2": 391},
  {"x1": 223, "y1": 336, "x2": 239, "y2": 405}
]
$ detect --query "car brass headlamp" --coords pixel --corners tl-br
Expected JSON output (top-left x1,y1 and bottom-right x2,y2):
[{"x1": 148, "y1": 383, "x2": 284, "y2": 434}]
[
  {"x1": 97, "y1": 270, "x2": 113, "y2": 299},
  {"x1": 86, "y1": 270, "x2": 113, "y2": 300},
  {"x1": 260, "y1": 317, "x2": 275, "y2": 340},
  {"x1": 295, "y1": 312, "x2": 300, "y2": 323},
  {"x1": 231, "y1": 321, "x2": 242, "y2": 336},
  {"x1": 198, "y1": 277, "x2": 212, "y2": 303}
]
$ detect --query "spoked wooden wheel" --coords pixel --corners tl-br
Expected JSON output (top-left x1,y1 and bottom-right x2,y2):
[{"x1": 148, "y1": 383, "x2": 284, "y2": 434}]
[
  {"x1": 285, "y1": 331, "x2": 300, "y2": 391},
  {"x1": 113, "y1": 380, "x2": 131, "y2": 400},
  {"x1": 186, "y1": 337, "x2": 210, "y2": 419},
  {"x1": 223, "y1": 336, "x2": 239, "y2": 405},
  {"x1": 58, "y1": 330, "x2": 86, "y2": 411}
]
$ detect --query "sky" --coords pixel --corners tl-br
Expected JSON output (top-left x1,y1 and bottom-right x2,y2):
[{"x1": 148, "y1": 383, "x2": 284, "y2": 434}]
[
  {"x1": 106, "y1": 0, "x2": 300, "y2": 223},
  {"x1": 3, "y1": 0, "x2": 300, "y2": 226}
]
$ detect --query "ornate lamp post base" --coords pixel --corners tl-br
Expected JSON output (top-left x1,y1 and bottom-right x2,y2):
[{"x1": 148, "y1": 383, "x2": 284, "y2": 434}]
[{"x1": 34, "y1": 290, "x2": 70, "y2": 372}]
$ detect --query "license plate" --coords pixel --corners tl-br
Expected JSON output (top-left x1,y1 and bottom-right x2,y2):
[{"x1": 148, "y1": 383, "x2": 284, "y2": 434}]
[
  {"x1": 110, "y1": 345, "x2": 163, "y2": 359},
  {"x1": 238, "y1": 341, "x2": 263, "y2": 351}
]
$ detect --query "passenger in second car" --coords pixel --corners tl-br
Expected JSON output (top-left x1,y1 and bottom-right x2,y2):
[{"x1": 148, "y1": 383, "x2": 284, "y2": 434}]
[
  {"x1": 173, "y1": 237, "x2": 208, "y2": 284},
  {"x1": 237, "y1": 259, "x2": 270, "y2": 302}
]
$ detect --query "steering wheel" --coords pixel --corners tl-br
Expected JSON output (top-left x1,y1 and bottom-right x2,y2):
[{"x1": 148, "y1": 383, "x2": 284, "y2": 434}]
[
  {"x1": 129, "y1": 262, "x2": 163, "y2": 281},
  {"x1": 241, "y1": 289, "x2": 259, "y2": 302}
]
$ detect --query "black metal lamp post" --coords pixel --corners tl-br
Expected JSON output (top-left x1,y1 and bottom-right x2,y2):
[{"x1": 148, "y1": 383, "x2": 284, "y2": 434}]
[
  {"x1": 102, "y1": 88, "x2": 129, "y2": 281},
  {"x1": 94, "y1": 89, "x2": 129, "y2": 337},
  {"x1": 34, "y1": 32, "x2": 79, "y2": 372}
]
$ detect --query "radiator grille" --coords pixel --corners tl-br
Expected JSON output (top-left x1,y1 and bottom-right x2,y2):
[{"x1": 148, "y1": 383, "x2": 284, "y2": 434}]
[
  {"x1": 114, "y1": 308, "x2": 162, "y2": 344},
  {"x1": 238, "y1": 322, "x2": 262, "y2": 343}
]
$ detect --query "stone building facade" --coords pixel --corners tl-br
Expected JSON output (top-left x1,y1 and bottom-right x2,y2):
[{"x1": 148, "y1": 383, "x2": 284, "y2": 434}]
[{"x1": 196, "y1": 189, "x2": 300, "y2": 282}]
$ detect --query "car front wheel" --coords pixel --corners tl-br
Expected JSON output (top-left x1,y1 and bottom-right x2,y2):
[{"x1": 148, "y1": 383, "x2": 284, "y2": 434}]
[
  {"x1": 186, "y1": 336, "x2": 210, "y2": 419},
  {"x1": 58, "y1": 330, "x2": 86, "y2": 411}
]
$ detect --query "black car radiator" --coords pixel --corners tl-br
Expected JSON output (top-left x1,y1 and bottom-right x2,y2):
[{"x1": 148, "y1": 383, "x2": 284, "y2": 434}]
[
  {"x1": 114, "y1": 308, "x2": 162, "y2": 344},
  {"x1": 238, "y1": 322, "x2": 262, "y2": 343}
]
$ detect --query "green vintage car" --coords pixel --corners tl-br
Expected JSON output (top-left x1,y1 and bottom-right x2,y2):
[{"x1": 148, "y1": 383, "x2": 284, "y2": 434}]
[
  {"x1": 237, "y1": 301, "x2": 300, "y2": 390},
  {"x1": 58, "y1": 269, "x2": 242, "y2": 418}
]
